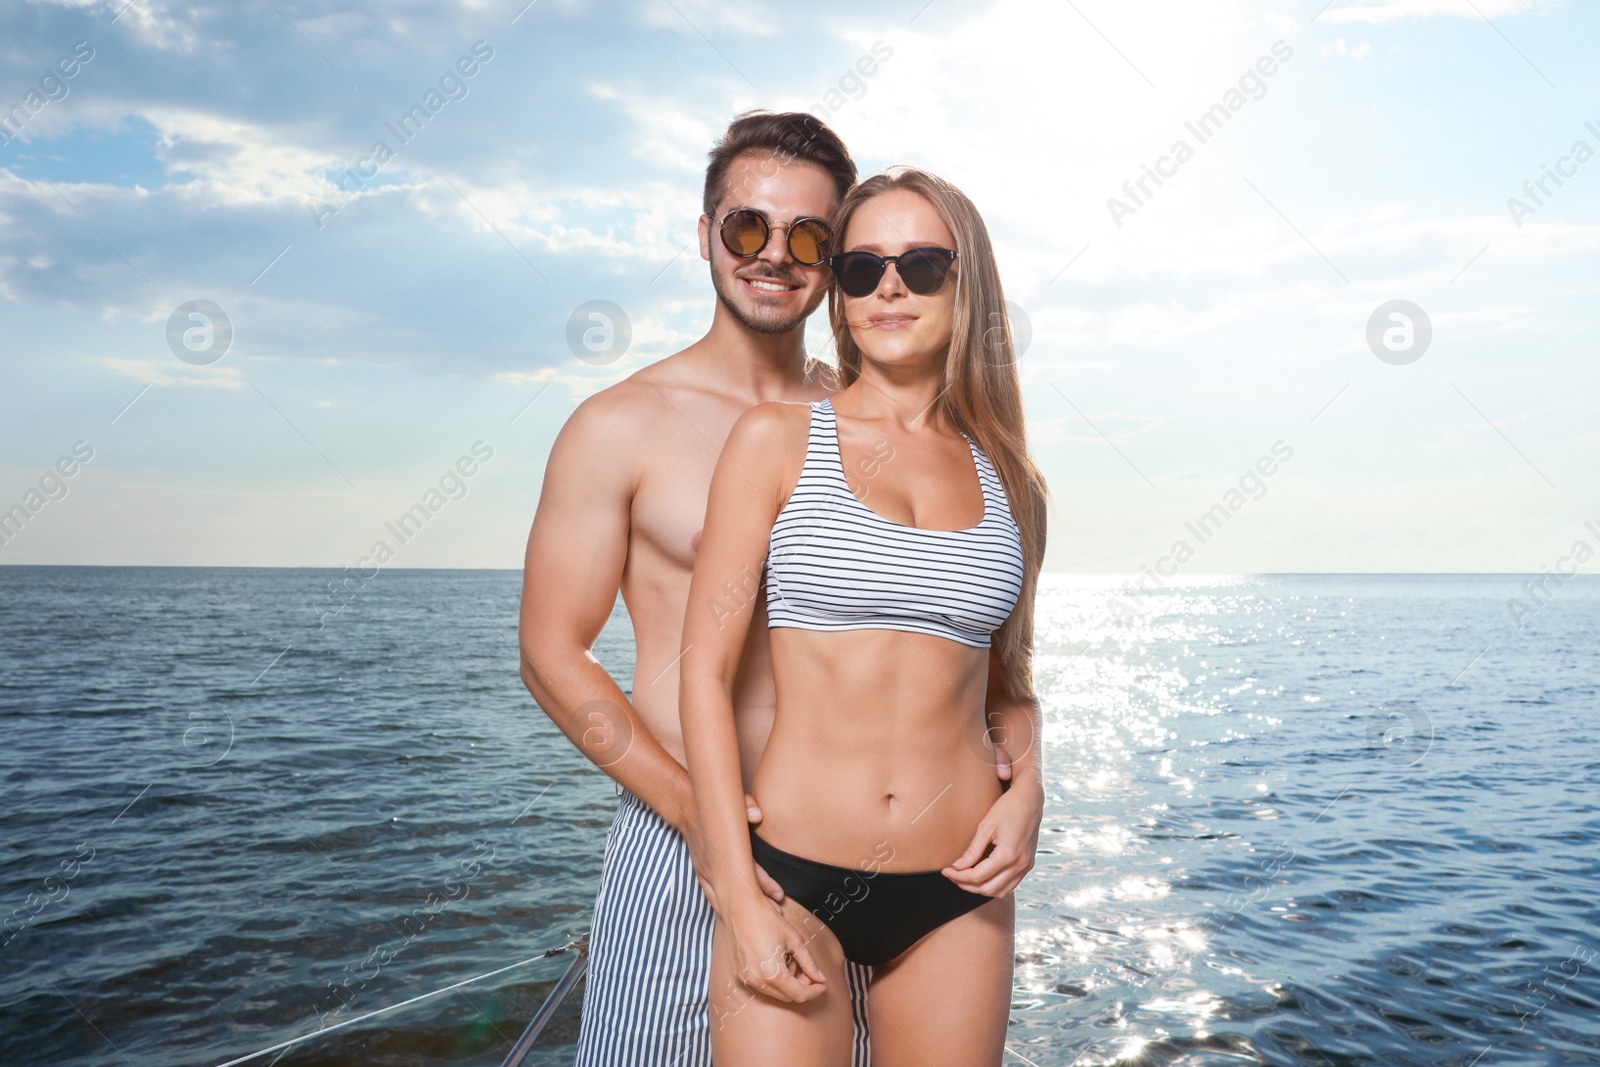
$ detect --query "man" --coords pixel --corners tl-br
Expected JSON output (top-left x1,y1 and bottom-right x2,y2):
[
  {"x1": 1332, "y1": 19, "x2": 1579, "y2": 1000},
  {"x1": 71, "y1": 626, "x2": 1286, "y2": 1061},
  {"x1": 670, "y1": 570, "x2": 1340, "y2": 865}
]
[{"x1": 518, "y1": 111, "x2": 1036, "y2": 1065}]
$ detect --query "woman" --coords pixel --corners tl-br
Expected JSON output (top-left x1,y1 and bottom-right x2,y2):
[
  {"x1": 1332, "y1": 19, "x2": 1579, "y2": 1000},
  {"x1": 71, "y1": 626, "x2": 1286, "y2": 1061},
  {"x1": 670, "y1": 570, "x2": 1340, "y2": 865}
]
[{"x1": 680, "y1": 166, "x2": 1049, "y2": 1066}]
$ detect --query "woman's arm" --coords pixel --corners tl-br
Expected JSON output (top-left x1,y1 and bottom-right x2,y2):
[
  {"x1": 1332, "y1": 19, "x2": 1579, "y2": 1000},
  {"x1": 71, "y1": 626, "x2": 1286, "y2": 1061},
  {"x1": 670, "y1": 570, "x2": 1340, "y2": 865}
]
[
  {"x1": 679, "y1": 402, "x2": 827, "y2": 1003},
  {"x1": 946, "y1": 485, "x2": 1050, "y2": 896},
  {"x1": 942, "y1": 648, "x2": 1045, "y2": 897}
]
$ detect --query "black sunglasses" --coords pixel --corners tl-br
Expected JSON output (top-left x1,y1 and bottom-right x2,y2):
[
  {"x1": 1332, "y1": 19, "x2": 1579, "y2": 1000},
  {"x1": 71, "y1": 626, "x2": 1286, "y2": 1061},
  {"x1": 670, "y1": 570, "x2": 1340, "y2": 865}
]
[
  {"x1": 707, "y1": 207, "x2": 832, "y2": 266},
  {"x1": 826, "y1": 247, "x2": 958, "y2": 298}
]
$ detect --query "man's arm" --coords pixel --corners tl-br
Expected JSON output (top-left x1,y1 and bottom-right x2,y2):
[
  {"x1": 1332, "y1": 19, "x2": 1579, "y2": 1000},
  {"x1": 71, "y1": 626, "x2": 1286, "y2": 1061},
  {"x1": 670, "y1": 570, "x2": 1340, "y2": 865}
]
[{"x1": 517, "y1": 391, "x2": 697, "y2": 832}]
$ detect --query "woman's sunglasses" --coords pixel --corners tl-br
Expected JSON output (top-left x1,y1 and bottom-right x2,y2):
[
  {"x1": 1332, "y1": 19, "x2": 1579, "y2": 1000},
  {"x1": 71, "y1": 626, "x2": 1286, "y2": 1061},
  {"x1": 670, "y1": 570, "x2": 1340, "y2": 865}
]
[
  {"x1": 707, "y1": 208, "x2": 832, "y2": 267},
  {"x1": 826, "y1": 247, "x2": 959, "y2": 298}
]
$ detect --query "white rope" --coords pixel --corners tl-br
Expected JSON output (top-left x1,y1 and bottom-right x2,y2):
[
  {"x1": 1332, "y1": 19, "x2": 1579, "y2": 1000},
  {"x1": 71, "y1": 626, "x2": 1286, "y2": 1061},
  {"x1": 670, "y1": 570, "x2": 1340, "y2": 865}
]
[{"x1": 207, "y1": 938, "x2": 585, "y2": 1067}]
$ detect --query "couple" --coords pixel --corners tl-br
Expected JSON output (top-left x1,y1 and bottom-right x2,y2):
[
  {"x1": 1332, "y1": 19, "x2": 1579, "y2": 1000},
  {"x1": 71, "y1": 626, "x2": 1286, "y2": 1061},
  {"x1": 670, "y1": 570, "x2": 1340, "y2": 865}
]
[{"x1": 519, "y1": 110, "x2": 1048, "y2": 1066}]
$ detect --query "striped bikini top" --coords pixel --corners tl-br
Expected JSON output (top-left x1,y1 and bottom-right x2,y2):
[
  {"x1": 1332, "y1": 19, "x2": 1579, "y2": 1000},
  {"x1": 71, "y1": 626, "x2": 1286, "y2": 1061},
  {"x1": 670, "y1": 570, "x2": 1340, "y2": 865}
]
[{"x1": 764, "y1": 397, "x2": 1025, "y2": 649}]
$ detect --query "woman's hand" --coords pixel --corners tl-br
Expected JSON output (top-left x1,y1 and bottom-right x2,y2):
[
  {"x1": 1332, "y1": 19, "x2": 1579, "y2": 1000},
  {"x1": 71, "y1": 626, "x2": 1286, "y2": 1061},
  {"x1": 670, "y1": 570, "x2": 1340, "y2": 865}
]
[
  {"x1": 723, "y1": 894, "x2": 828, "y2": 1004},
  {"x1": 942, "y1": 772, "x2": 1043, "y2": 897}
]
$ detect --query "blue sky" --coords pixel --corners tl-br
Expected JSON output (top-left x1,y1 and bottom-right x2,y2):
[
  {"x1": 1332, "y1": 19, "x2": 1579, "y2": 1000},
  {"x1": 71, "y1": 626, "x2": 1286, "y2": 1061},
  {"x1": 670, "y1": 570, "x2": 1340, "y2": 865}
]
[{"x1": 1, "y1": 0, "x2": 1596, "y2": 572}]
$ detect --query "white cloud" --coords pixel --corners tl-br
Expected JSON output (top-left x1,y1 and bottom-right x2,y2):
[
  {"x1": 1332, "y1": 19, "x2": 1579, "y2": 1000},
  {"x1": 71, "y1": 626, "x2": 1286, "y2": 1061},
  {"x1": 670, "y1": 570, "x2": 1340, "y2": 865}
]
[
  {"x1": 591, "y1": 86, "x2": 721, "y2": 176},
  {"x1": 3, "y1": 0, "x2": 1597, "y2": 568},
  {"x1": 1032, "y1": 410, "x2": 1164, "y2": 445},
  {"x1": 492, "y1": 298, "x2": 717, "y2": 401},
  {"x1": 1322, "y1": 36, "x2": 1374, "y2": 59},
  {"x1": 635, "y1": 0, "x2": 784, "y2": 39},
  {"x1": 89, "y1": 356, "x2": 243, "y2": 387},
  {"x1": 62, "y1": 103, "x2": 339, "y2": 205},
  {"x1": 35, "y1": 0, "x2": 212, "y2": 54},
  {"x1": 1319, "y1": 0, "x2": 1558, "y2": 22}
]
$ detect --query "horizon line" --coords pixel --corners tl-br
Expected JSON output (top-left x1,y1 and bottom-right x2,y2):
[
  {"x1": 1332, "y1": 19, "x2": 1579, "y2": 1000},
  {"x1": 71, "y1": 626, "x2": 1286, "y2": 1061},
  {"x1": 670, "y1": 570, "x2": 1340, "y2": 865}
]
[{"x1": 1, "y1": 564, "x2": 1593, "y2": 578}]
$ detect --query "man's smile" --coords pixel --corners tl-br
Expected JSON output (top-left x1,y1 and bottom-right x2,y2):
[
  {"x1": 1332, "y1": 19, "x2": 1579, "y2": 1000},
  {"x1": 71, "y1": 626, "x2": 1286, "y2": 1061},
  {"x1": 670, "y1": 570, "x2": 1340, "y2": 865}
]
[{"x1": 739, "y1": 273, "x2": 801, "y2": 295}]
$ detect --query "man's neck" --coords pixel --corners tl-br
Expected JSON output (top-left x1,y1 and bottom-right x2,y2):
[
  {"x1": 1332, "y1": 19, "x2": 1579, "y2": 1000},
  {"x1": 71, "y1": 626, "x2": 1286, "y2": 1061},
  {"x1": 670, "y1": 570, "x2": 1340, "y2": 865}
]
[{"x1": 693, "y1": 302, "x2": 819, "y2": 400}]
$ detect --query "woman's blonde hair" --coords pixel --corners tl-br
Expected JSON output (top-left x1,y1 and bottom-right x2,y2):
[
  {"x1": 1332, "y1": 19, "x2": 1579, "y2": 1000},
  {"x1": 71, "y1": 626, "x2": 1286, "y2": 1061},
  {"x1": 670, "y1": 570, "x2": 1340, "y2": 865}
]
[{"x1": 827, "y1": 166, "x2": 1050, "y2": 702}]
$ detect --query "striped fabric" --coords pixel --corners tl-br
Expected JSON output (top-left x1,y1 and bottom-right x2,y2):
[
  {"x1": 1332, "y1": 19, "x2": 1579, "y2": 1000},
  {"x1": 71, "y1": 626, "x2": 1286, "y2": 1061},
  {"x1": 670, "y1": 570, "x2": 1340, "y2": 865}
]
[
  {"x1": 575, "y1": 787, "x2": 875, "y2": 1065},
  {"x1": 766, "y1": 397, "x2": 1025, "y2": 648}
]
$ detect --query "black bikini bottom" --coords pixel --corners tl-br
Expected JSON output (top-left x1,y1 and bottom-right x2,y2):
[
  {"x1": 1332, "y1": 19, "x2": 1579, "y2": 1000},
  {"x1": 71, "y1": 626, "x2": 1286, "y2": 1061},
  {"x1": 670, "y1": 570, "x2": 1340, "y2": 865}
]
[{"x1": 748, "y1": 827, "x2": 992, "y2": 968}]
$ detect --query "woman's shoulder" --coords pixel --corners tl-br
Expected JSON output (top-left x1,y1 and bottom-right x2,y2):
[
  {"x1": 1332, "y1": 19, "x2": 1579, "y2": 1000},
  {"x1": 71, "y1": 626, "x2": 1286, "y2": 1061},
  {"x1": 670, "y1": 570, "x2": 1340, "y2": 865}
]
[
  {"x1": 728, "y1": 399, "x2": 815, "y2": 449},
  {"x1": 720, "y1": 401, "x2": 818, "y2": 493}
]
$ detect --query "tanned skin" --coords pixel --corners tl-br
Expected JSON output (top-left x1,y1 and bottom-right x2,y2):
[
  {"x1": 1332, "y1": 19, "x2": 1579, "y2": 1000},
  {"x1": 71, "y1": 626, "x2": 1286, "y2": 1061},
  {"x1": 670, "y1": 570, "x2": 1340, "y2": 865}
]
[
  {"x1": 682, "y1": 188, "x2": 1045, "y2": 1067},
  {"x1": 519, "y1": 154, "x2": 1037, "y2": 971},
  {"x1": 518, "y1": 154, "x2": 843, "y2": 905}
]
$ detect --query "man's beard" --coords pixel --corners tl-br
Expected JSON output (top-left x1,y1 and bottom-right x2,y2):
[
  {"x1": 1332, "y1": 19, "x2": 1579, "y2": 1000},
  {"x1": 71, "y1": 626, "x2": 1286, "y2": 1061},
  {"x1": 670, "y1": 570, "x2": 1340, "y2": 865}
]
[{"x1": 710, "y1": 265, "x2": 819, "y2": 336}]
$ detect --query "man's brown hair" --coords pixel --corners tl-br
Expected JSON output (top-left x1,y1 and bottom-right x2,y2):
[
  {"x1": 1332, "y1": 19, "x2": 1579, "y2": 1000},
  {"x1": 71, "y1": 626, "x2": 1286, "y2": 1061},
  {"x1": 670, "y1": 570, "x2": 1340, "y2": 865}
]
[{"x1": 702, "y1": 110, "x2": 856, "y2": 217}]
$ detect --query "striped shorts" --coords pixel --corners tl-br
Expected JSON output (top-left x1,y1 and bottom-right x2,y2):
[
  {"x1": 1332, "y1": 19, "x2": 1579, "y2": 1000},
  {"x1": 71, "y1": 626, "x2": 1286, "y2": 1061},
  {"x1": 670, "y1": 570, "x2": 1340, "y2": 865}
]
[{"x1": 575, "y1": 787, "x2": 873, "y2": 1066}]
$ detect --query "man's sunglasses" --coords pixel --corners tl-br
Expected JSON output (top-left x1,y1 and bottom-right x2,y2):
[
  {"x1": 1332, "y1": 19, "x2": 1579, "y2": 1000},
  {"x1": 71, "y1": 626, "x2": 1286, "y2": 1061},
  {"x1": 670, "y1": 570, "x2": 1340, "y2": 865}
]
[
  {"x1": 707, "y1": 208, "x2": 832, "y2": 267},
  {"x1": 826, "y1": 247, "x2": 959, "y2": 298}
]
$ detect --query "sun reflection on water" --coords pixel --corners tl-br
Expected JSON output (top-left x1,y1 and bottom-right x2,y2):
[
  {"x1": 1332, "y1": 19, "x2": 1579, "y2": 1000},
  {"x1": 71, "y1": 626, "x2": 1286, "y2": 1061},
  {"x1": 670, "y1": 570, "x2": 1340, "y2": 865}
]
[{"x1": 1013, "y1": 574, "x2": 1286, "y2": 1063}]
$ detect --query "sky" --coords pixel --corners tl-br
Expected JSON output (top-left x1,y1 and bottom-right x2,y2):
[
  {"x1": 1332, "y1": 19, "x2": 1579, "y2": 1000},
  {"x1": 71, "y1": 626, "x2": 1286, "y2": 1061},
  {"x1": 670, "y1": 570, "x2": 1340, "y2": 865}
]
[{"x1": 1, "y1": 0, "x2": 1596, "y2": 573}]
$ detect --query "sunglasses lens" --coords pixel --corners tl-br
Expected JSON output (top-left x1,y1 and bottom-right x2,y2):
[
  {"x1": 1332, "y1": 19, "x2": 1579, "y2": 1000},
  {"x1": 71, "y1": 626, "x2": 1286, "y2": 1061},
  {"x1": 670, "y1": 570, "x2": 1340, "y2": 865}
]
[
  {"x1": 788, "y1": 219, "x2": 830, "y2": 265},
  {"x1": 898, "y1": 249, "x2": 952, "y2": 294},
  {"x1": 721, "y1": 210, "x2": 769, "y2": 257},
  {"x1": 832, "y1": 253, "x2": 885, "y2": 297}
]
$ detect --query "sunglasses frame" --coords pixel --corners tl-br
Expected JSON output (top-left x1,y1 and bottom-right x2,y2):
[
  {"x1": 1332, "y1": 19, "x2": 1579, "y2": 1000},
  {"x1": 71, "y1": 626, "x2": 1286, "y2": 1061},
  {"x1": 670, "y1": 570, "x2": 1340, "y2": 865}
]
[
  {"x1": 826, "y1": 246, "x2": 960, "y2": 298},
  {"x1": 705, "y1": 207, "x2": 833, "y2": 267}
]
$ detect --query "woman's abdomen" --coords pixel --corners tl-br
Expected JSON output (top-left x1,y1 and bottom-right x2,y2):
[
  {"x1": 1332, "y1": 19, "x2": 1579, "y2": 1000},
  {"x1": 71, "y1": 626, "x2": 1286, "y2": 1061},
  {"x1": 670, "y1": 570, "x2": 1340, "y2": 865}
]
[{"x1": 753, "y1": 628, "x2": 1001, "y2": 872}]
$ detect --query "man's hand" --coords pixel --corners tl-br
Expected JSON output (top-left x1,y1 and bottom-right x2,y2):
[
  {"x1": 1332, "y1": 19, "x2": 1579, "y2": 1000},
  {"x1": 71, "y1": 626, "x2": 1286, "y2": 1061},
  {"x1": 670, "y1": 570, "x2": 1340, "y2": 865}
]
[
  {"x1": 684, "y1": 794, "x2": 785, "y2": 909},
  {"x1": 943, "y1": 766, "x2": 1043, "y2": 898},
  {"x1": 994, "y1": 743, "x2": 1013, "y2": 785},
  {"x1": 742, "y1": 794, "x2": 786, "y2": 904}
]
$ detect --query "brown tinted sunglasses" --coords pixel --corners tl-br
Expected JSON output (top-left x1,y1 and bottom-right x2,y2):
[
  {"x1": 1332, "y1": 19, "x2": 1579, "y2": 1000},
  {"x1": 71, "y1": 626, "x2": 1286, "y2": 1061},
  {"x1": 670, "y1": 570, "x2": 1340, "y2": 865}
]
[{"x1": 707, "y1": 207, "x2": 832, "y2": 266}]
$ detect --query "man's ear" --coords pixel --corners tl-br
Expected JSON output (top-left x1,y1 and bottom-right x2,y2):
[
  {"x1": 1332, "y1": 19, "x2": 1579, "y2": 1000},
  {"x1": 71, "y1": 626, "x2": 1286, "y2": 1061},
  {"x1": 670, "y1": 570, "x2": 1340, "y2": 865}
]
[{"x1": 698, "y1": 213, "x2": 713, "y2": 262}]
